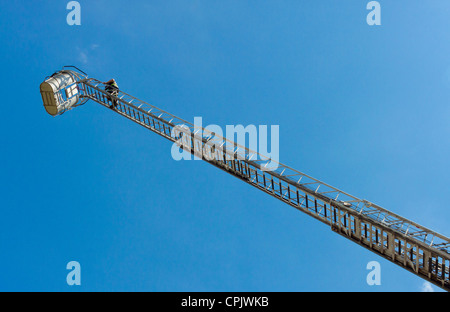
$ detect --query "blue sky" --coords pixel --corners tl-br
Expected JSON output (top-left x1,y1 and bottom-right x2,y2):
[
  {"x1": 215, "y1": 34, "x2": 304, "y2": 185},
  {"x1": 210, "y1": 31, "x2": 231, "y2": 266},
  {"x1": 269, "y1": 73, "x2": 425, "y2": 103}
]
[{"x1": 1, "y1": 0, "x2": 450, "y2": 292}]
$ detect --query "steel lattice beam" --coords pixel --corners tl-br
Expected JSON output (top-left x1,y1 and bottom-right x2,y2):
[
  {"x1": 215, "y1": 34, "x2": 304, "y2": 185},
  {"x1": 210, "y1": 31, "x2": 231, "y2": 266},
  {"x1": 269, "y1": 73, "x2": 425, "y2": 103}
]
[{"x1": 45, "y1": 72, "x2": 450, "y2": 291}]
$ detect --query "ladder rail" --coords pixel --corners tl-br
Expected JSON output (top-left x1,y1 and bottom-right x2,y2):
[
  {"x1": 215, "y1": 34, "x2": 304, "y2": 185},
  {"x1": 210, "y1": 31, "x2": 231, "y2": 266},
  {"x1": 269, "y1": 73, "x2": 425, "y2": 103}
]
[{"x1": 77, "y1": 78, "x2": 450, "y2": 291}]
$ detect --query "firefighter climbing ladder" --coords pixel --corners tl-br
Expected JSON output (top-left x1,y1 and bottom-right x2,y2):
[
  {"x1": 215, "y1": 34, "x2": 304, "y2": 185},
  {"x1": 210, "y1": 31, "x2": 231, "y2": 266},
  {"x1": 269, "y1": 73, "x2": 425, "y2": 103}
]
[{"x1": 40, "y1": 68, "x2": 450, "y2": 291}]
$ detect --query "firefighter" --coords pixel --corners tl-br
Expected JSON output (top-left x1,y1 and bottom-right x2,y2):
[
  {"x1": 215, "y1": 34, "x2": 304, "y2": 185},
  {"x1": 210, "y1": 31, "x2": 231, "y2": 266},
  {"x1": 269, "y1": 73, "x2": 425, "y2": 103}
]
[{"x1": 104, "y1": 79, "x2": 119, "y2": 108}]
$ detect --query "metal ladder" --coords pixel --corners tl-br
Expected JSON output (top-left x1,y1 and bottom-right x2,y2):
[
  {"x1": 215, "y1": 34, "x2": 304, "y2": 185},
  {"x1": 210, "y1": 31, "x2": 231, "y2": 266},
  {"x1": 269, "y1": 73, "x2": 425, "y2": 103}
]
[{"x1": 60, "y1": 74, "x2": 450, "y2": 291}]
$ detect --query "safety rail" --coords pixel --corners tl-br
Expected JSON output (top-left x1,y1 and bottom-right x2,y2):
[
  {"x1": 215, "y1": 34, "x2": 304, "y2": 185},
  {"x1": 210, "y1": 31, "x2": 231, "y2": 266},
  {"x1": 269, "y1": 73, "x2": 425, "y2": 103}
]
[{"x1": 73, "y1": 77, "x2": 450, "y2": 291}]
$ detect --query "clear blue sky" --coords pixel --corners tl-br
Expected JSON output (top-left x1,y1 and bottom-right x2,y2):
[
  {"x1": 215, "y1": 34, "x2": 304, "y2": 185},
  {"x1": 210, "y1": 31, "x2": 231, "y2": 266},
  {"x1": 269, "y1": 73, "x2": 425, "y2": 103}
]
[{"x1": 1, "y1": 0, "x2": 449, "y2": 292}]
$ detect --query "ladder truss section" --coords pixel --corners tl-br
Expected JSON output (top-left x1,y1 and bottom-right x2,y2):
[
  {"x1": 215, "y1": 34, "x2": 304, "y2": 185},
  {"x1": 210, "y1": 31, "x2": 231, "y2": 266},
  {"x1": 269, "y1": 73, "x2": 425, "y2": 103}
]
[{"x1": 77, "y1": 78, "x2": 450, "y2": 291}]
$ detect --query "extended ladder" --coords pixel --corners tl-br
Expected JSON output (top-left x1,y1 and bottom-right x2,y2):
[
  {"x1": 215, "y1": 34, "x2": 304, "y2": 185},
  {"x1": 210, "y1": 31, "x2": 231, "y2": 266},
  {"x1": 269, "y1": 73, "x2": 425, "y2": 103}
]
[{"x1": 41, "y1": 69, "x2": 450, "y2": 291}]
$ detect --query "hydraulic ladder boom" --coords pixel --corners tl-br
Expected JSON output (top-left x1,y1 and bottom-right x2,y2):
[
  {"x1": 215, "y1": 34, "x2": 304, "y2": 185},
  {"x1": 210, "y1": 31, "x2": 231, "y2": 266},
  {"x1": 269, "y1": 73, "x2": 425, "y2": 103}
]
[{"x1": 40, "y1": 68, "x2": 450, "y2": 291}]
